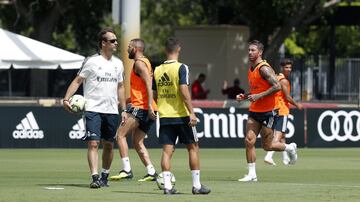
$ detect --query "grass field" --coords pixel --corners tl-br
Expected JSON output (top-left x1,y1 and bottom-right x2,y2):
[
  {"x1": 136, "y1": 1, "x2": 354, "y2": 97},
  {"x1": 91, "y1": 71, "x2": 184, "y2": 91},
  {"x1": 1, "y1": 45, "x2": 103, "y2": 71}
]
[{"x1": 0, "y1": 148, "x2": 359, "y2": 202}]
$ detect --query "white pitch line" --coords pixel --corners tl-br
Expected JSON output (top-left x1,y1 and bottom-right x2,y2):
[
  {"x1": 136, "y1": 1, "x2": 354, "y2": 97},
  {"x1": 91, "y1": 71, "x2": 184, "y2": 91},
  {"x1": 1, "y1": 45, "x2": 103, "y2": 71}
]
[{"x1": 44, "y1": 187, "x2": 64, "y2": 190}]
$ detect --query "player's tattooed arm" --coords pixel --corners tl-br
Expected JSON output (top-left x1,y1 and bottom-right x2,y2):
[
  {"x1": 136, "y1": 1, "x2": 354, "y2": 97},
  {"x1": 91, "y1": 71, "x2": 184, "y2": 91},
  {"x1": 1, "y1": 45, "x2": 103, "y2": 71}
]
[{"x1": 248, "y1": 65, "x2": 281, "y2": 102}]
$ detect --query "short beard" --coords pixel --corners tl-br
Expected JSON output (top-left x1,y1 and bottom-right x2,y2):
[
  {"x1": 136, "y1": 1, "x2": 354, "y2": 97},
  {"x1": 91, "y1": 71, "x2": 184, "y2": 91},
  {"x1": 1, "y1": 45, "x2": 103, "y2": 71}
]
[{"x1": 128, "y1": 49, "x2": 136, "y2": 59}]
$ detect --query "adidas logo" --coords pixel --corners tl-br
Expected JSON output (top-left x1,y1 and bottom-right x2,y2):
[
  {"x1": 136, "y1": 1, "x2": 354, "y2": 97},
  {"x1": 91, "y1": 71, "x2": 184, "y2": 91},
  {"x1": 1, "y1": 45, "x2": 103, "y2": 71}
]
[
  {"x1": 69, "y1": 118, "x2": 85, "y2": 139},
  {"x1": 12, "y1": 112, "x2": 44, "y2": 139},
  {"x1": 158, "y1": 73, "x2": 173, "y2": 87}
]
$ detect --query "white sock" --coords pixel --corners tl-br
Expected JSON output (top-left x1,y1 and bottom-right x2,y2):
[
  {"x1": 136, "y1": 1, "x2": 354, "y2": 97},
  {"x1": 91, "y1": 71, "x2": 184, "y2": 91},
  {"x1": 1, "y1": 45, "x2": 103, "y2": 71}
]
[
  {"x1": 284, "y1": 144, "x2": 293, "y2": 152},
  {"x1": 163, "y1": 171, "x2": 172, "y2": 190},
  {"x1": 191, "y1": 170, "x2": 201, "y2": 189},
  {"x1": 265, "y1": 151, "x2": 275, "y2": 159},
  {"x1": 101, "y1": 168, "x2": 110, "y2": 174},
  {"x1": 91, "y1": 172, "x2": 98, "y2": 176},
  {"x1": 146, "y1": 164, "x2": 156, "y2": 175},
  {"x1": 248, "y1": 163, "x2": 256, "y2": 177},
  {"x1": 282, "y1": 151, "x2": 289, "y2": 160},
  {"x1": 122, "y1": 157, "x2": 131, "y2": 172}
]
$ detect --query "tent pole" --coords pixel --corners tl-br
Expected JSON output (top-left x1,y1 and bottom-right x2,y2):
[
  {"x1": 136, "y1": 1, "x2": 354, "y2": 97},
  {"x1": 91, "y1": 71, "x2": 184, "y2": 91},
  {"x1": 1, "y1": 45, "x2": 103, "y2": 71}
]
[{"x1": 8, "y1": 68, "x2": 12, "y2": 97}]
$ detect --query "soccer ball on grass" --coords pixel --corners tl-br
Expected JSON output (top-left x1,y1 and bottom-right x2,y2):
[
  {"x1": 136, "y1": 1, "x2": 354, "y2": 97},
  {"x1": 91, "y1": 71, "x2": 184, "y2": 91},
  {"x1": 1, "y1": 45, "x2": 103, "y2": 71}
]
[
  {"x1": 69, "y1": 94, "x2": 86, "y2": 113},
  {"x1": 156, "y1": 172, "x2": 176, "y2": 190}
]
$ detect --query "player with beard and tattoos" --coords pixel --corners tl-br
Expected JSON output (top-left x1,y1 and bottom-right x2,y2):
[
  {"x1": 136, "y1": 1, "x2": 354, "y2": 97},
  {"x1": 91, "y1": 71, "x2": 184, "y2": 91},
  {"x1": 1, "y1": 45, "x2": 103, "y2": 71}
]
[
  {"x1": 110, "y1": 39, "x2": 158, "y2": 182},
  {"x1": 236, "y1": 40, "x2": 298, "y2": 182}
]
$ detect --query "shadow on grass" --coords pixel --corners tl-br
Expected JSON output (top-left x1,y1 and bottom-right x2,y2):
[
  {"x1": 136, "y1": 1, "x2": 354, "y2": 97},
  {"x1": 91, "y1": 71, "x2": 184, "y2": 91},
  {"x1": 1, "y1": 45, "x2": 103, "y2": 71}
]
[
  {"x1": 113, "y1": 190, "x2": 188, "y2": 195},
  {"x1": 38, "y1": 183, "x2": 89, "y2": 188}
]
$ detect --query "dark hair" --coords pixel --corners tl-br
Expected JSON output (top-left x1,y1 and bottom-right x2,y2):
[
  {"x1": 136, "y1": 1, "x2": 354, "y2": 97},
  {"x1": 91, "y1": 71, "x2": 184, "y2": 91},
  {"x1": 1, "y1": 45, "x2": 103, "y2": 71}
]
[
  {"x1": 165, "y1": 37, "x2": 180, "y2": 53},
  {"x1": 234, "y1": 78, "x2": 240, "y2": 85},
  {"x1": 249, "y1": 40, "x2": 264, "y2": 52},
  {"x1": 130, "y1": 38, "x2": 145, "y2": 52},
  {"x1": 280, "y1": 58, "x2": 293, "y2": 66},
  {"x1": 97, "y1": 27, "x2": 116, "y2": 49},
  {"x1": 198, "y1": 73, "x2": 206, "y2": 79}
]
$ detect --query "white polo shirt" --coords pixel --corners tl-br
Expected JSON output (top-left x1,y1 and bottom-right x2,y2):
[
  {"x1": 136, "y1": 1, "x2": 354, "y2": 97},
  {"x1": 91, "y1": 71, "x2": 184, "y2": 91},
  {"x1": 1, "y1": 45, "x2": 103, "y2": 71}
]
[{"x1": 78, "y1": 53, "x2": 124, "y2": 114}]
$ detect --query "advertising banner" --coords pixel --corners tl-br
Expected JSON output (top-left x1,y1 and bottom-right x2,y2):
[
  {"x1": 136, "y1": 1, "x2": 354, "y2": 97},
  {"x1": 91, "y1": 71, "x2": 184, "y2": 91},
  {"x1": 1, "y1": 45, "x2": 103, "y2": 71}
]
[
  {"x1": 0, "y1": 106, "x2": 305, "y2": 148},
  {"x1": 0, "y1": 106, "x2": 84, "y2": 148},
  {"x1": 307, "y1": 108, "x2": 360, "y2": 147},
  {"x1": 188, "y1": 107, "x2": 304, "y2": 148}
]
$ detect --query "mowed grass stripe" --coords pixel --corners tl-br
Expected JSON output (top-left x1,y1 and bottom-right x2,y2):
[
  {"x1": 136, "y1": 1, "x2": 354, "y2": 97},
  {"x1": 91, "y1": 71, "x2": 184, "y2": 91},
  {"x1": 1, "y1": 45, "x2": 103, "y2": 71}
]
[{"x1": 0, "y1": 148, "x2": 359, "y2": 202}]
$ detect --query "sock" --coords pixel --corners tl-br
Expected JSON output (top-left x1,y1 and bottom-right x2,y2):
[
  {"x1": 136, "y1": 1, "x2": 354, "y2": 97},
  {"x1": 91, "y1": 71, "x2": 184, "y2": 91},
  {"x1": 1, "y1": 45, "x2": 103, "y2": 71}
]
[
  {"x1": 146, "y1": 164, "x2": 156, "y2": 175},
  {"x1": 282, "y1": 151, "x2": 289, "y2": 160},
  {"x1": 101, "y1": 168, "x2": 110, "y2": 174},
  {"x1": 284, "y1": 144, "x2": 293, "y2": 152},
  {"x1": 101, "y1": 168, "x2": 110, "y2": 180},
  {"x1": 163, "y1": 171, "x2": 172, "y2": 190},
  {"x1": 191, "y1": 170, "x2": 201, "y2": 189},
  {"x1": 248, "y1": 163, "x2": 256, "y2": 177},
  {"x1": 122, "y1": 157, "x2": 131, "y2": 172},
  {"x1": 265, "y1": 151, "x2": 275, "y2": 159}
]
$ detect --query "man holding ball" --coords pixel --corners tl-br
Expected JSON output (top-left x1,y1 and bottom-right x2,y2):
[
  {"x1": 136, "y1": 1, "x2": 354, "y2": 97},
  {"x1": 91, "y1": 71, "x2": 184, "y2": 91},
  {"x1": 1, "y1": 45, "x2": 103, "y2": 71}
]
[{"x1": 63, "y1": 27, "x2": 126, "y2": 189}]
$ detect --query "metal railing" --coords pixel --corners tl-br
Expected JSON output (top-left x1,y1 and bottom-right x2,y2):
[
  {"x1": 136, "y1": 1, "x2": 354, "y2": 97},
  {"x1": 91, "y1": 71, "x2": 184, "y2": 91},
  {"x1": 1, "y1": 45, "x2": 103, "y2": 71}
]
[{"x1": 290, "y1": 56, "x2": 360, "y2": 105}]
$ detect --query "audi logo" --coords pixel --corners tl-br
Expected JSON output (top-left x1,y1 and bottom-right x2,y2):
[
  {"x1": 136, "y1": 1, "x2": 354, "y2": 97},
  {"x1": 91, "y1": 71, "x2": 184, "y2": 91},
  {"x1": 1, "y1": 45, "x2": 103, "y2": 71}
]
[{"x1": 317, "y1": 110, "x2": 360, "y2": 142}]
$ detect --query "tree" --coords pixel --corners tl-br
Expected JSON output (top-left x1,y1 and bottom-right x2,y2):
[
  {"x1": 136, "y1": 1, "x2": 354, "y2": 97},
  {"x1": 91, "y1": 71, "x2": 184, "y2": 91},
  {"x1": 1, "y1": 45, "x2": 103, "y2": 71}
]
[
  {"x1": 287, "y1": 24, "x2": 360, "y2": 58},
  {"x1": 0, "y1": 0, "x2": 115, "y2": 55},
  {"x1": 141, "y1": 0, "x2": 343, "y2": 66},
  {"x1": 0, "y1": 0, "x2": 117, "y2": 96},
  {"x1": 141, "y1": 0, "x2": 208, "y2": 61}
]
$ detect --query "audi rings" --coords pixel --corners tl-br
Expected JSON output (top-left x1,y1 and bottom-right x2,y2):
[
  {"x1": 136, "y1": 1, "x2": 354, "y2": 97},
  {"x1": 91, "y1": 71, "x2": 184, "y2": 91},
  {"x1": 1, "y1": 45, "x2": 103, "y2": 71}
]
[{"x1": 317, "y1": 110, "x2": 360, "y2": 142}]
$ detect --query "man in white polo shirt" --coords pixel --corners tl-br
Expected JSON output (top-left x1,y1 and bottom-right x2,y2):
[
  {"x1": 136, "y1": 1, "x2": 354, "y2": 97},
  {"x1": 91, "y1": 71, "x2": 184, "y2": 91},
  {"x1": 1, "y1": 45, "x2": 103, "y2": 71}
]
[{"x1": 63, "y1": 27, "x2": 126, "y2": 189}]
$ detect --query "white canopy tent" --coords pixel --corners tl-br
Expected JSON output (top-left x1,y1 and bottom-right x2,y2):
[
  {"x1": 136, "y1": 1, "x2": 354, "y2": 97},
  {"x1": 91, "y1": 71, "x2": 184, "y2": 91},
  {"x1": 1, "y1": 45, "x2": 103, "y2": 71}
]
[{"x1": 0, "y1": 28, "x2": 85, "y2": 96}]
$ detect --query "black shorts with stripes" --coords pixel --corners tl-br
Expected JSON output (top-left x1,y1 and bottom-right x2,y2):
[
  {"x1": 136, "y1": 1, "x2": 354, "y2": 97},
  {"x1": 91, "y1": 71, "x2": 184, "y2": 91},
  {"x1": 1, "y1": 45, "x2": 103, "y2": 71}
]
[
  {"x1": 274, "y1": 115, "x2": 289, "y2": 133},
  {"x1": 248, "y1": 109, "x2": 278, "y2": 129},
  {"x1": 126, "y1": 105, "x2": 155, "y2": 133}
]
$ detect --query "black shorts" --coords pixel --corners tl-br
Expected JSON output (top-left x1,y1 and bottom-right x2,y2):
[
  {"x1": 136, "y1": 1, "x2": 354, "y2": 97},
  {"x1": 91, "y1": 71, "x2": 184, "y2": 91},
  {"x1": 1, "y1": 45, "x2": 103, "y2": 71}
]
[
  {"x1": 83, "y1": 111, "x2": 119, "y2": 141},
  {"x1": 248, "y1": 109, "x2": 278, "y2": 129},
  {"x1": 127, "y1": 105, "x2": 155, "y2": 133},
  {"x1": 274, "y1": 115, "x2": 288, "y2": 133},
  {"x1": 159, "y1": 124, "x2": 198, "y2": 145}
]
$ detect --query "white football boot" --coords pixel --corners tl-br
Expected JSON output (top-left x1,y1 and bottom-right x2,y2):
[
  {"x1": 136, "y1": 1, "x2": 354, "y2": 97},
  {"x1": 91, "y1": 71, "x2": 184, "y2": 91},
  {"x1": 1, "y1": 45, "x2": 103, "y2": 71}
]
[
  {"x1": 287, "y1": 143, "x2": 298, "y2": 165},
  {"x1": 238, "y1": 175, "x2": 258, "y2": 182}
]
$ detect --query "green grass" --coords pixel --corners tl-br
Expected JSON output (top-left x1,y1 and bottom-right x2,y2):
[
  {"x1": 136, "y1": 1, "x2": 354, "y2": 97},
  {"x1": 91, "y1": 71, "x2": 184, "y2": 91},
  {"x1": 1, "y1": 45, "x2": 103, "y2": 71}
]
[{"x1": 0, "y1": 148, "x2": 360, "y2": 202}]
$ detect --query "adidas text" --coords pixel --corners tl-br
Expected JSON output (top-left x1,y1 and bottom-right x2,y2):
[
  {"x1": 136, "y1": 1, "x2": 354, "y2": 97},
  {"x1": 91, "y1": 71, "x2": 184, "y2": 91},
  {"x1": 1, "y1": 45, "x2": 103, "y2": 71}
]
[
  {"x1": 158, "y1": 81, "x2": 173, "y2": 87},
  {"x1": 13, "y1": 130, "x2": 44, "y2": 139}
]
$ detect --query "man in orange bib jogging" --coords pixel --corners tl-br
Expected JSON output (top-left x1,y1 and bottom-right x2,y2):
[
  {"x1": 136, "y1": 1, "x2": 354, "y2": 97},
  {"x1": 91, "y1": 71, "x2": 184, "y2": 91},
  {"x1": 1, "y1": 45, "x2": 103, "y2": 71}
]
[
  {"x1": 264, "y1": 58, "x2": 303, "y2": 166},
  {"x1": 236, "y1": 40, "x2": 298, "y2": 182}
]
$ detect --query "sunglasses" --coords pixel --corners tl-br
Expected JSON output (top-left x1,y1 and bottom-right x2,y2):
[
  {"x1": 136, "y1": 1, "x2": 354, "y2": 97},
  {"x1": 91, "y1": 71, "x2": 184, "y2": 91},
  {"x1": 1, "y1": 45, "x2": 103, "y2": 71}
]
[{"x1": 105, "y1": 39, "x2": 117, "y2": 43}]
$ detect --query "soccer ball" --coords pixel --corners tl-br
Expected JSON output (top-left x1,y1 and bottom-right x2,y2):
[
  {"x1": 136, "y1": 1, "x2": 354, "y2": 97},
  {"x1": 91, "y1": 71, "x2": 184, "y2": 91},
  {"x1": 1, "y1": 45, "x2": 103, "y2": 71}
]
[
  {"x1": 156, "y1": 172, "x2": 176, "y2": 190},
  {"x1": 69, "y1": 94, "x2": 86, "y2": 113}
]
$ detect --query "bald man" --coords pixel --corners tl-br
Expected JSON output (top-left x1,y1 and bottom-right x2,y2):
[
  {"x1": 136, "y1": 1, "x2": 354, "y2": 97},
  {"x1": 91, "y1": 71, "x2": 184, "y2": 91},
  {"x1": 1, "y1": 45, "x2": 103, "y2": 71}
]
[{"x1": 110, "y1": 39, "x2": 158, "y2": 182}]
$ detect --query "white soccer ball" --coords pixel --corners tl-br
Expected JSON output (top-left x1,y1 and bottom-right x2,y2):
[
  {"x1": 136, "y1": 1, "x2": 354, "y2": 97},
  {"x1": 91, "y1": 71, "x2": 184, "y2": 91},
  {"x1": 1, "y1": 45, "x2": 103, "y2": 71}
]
[
  {"x1": 156, "y1": 172, "x2": 176, "y2": 190},
  {"x1": 69, "y1": 94, "x2": 86, "y2": 113}
]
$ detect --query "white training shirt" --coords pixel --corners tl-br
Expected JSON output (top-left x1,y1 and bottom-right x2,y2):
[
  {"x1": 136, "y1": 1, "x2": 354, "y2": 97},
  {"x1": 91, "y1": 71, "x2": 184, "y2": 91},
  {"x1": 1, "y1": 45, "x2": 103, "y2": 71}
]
[{"x1": 78, "y1": 53, "x2": 124, "y2": 114}]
